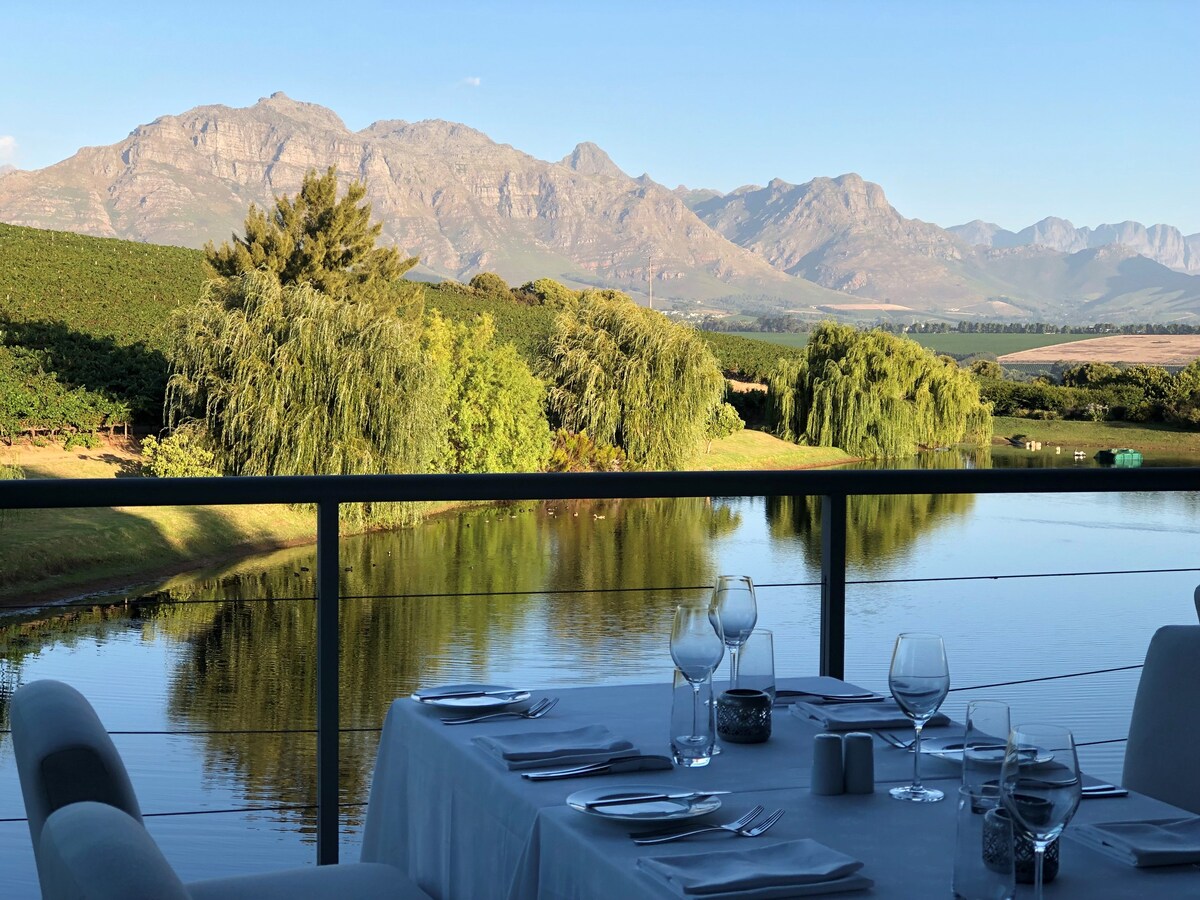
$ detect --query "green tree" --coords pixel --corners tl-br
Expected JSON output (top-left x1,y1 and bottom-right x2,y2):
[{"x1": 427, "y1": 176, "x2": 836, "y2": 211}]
[
  {"x1": 204, "y1": 167, "x2": 420, "y2": 314},
  {"x1": 705, "y1": 402, "x2": 744, "y2": 452},
  {"x1": 425, "y1": 313, "x2": 552, "y2": 473},
  {"x1": 164, "y1": 272, "x2": 446, "y2": 526},
  {"x1": 519, "y1": 278, "x2": 581, "y2": 308},
  {"x1": 1165, "y1": 360, "x2": 1200, "y2": 426},
  {"x1": 542, "y1": 295, "x2": 725, "y2": 470},
  {"x1": 140, "y1": 430, "x2": 219, "y2": 478},
  {"x1": 768, "y1": 323, "x2": 992, "y2": 457},
  {"x1": 468, "y1": 272, "x2": 512, "y2": 301}
]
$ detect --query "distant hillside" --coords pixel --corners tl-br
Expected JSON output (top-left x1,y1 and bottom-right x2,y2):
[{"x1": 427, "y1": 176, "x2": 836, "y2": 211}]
[
  {"x1": 0, "y1": 221, "x2": 206, "y2": 346},
  {"x1": 949, "y1": 216, "x2": 1200, "y2": 275},
  {"x1": 3, "y1": 94, "x2": 1198, "y2": 323}
]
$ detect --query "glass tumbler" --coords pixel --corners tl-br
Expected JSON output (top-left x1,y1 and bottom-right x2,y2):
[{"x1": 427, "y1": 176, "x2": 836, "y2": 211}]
[
  {"x1": 954, "y1": 785, "x2": 1015, "y2": 900},
  {"x1": 670, "y1": 667, "x2": 716, "y2": 767}
]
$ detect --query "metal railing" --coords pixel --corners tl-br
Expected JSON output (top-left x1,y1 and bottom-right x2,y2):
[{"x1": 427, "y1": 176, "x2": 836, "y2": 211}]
[{"x1": 3, "y1": 465, "x2": 1199, "y2": 864}]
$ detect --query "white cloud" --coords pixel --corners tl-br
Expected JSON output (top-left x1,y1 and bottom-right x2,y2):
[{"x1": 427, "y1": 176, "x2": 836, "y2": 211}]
[
  {"x1": 461, "y1": 76, "x2": 481, "y2": 88},
  {"x1": 0, "y1": 136, "x2": 16, "y2": 163}
]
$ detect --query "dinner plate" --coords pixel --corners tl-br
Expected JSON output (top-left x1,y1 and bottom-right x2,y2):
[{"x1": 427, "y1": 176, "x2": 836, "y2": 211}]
[
  {"x1": 923, "y1": 736, "x2": 1053, "y2": 764},
  {"x1": 410, "y1": 683, "x2": 530, "y2": 710},
  {"x1": 565, "y1": 784, "x2": 723, "y2": 822}
]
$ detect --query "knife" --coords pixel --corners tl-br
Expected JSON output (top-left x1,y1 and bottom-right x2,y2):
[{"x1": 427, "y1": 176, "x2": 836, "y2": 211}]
[
  {"x1": 776, "y1": 689, "x2": 885, "y2": 704},
  {"x1": 584, "y1": 790, "x2": 731, "y2": 809},
  {"x1": 522, "y1": 755, "x2": 674, "y2": 780},
  {"x1": 415, "y1": 688, "x2": 526, "y2": 701}
]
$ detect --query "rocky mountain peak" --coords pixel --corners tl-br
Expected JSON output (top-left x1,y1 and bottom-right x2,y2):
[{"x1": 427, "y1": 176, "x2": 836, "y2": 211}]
[
  {"x1": 560, "y1": 142, "x2": 625, "y2": 178},
  {"x1": 0, "y1": 164, "x2": 15, "y2": 178},
  {"x1": 251, "y1": 92, "x2": 348, "y2": 132}
]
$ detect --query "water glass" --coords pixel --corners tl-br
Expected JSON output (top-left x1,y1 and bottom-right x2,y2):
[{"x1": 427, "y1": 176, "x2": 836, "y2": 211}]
[
  {"x1": 734, "y1": 628, "x2": 775, "y2": 700},
  {"x1": 954, "y1": 785, "x2": 1015, "y2": 900},
  {"x1": 670, "y1": 668, "x2": 715, "y2": 767},
  {"x1": 963, "y1": 700, "x2": 1010, "y2": 792}
]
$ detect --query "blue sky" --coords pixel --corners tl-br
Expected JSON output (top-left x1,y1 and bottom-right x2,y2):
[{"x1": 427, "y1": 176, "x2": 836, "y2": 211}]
[{"x1": 2, "y1": 1, "x2": 1197, "y2": 232}]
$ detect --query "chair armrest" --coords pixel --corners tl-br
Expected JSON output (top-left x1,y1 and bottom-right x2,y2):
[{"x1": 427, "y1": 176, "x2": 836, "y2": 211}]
[{"x1": 38, "y1": 802, "x2": 191, "y2": 900}]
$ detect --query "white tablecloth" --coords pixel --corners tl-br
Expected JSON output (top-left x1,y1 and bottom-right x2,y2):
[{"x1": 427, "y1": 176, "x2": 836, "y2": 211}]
[{"x1": 361, "y1": 680, "x2": 1200, "y2": 899}]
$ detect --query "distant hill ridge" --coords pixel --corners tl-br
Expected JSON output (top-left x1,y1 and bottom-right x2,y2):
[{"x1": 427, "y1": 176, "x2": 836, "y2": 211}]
[{"x1": 1, "y1": 93, "x2": 1199, "y2": 323}]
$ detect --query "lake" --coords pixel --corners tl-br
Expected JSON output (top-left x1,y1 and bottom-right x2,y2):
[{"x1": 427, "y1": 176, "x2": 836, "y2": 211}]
[{"x1": 1, "y1": 447, "x2": 1198, "y2": 895}]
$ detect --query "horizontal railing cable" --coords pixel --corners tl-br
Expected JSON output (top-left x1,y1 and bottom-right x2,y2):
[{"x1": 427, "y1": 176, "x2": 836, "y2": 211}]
[
  {"x1": 4, "y1": 566, "x2": 1199, "y2": 614},
  {"x1": 947, "y1": 663, "x2": 1144, "y2": 693},
  {"x1": 0, "y1": 800, "x2": 369, "y2": 825}
]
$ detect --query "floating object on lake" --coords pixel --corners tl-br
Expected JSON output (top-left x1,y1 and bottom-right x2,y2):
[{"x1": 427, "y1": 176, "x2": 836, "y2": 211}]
[{"x1": 1095, "y1": 448, "x2": 1143, "y2": 467}]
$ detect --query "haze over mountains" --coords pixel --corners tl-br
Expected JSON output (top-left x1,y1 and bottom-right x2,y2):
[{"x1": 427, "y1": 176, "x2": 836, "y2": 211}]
[{"x1": 1, "y1": 93, "x2": 1198, "y2": 323}]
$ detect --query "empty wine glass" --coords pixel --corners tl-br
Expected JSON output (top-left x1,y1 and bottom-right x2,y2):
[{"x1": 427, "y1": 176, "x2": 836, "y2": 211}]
[
  {"x1": 670, "y1": 605, "x2": 725, "y2": 740},
  {"x1": 1000, "y1": 724, "x2": 1081, "y2": 900},
  {"x1": 888, "y1": 632, "x2": 950, "y2": 802},
  {"x1": 708, "y1": 576, "x2": 757, "y2": 688}
]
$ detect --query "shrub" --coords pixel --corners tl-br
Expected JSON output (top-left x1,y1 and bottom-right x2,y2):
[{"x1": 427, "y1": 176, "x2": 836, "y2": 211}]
[
  {"x1": 140, "y1": 431, "x2": 220, "y2": 478},
  {"x1": 546, "y1": 430, "x2": 626, "y2": 472}
]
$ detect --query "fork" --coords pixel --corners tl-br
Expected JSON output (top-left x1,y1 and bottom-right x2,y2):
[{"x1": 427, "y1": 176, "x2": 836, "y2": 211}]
[
  {"x1": 442, "y1": 696, "x2": 559, "y2": 725},
  {"x1": 630, "y1": 805, "x2": 766, "y2": 844},
  {"x1": 872, "y1": 730, "x2": 914, "y2": 750}
]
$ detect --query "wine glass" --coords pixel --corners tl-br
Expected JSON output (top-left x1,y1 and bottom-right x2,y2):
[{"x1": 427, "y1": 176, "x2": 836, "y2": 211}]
[
  {"x1": 708, "y1": 576, "x2": 757, "y2": 688},
  {"x1": 887, "y1": 632, "x2": 950, "y2": 802},
  {"x1": 1000, "y1": 724, "x2": 1081, "y2": 900},
  {"x1": 670, "y1": 605, "x2": 725, "y2": 739}
]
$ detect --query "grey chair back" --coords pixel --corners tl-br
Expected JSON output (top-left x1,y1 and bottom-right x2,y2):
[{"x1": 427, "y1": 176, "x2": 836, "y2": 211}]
[
  {"x1": 1123, "y1": 625, "x2": 1200, "y2": 814},
  {"x1": 10, "y1": 680, "x2": 143, "y2": 892},
  {"x1": 1193, "y1": 584, "x2": 1199, "y2": 622}
]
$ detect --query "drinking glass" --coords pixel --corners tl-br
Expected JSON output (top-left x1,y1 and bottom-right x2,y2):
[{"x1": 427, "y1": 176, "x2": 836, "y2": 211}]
[
  {"x1": 708, "y1": 576, "x2": 757, "y2": 688},
  {"x1": 734, "y1": 628, "x2": 775, "y2": 700},
  {"x1": 670, "y1": 604, "x2": 724, "y2": 743},
  {"x1": 1000, "y1": 724, "x2": 1081, "y2": 900},
  {"x1": 963, "y1": 700, "x2": 1011, "y2": 793},
  {"x1": 954, "y1": 784, "x2": 1015, "y2": 900},
  {"x1": 671, "y1": 667, "x2": 716, "y2": 766},
  {"x1": 888, "y1": 632, "x2": 950, "y2": 802}
]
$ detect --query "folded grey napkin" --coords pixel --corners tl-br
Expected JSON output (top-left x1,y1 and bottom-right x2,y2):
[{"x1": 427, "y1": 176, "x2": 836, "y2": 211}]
[
  {"x1": 789, "y1": 701, "x2": 950, "y2": 731},
  {"x1": 473, "y1": 725, "x2": 635, "y2": 770},
  {"x1": 1070, "y1": 817, "x2": 1200, "y2": 867},
  {"x1": 637, "y1": 839, "x2": 872, "y2": 898}
]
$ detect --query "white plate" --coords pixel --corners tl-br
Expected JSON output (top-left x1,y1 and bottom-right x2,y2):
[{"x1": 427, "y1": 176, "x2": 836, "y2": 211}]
[
  {"x1": 410, "y1": 683, "x2": 530, "y2": 710},
  {"x1": 924, "y1": 737, "x2": 1053, "y2": 764},
  {"x1": 565, "y1": 784, "x2": 723, "y2": 822}
]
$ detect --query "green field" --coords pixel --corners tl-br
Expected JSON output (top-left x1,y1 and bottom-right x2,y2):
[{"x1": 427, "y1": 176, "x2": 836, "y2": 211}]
[{"x1": 729, "y1": 331, "x2": 1100, "y2": 357}]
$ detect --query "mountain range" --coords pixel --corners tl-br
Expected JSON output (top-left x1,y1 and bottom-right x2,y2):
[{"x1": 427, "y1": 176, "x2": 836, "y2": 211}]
[{"x1": 1, "y1": 92, "x2": 1198, "y2": 323}]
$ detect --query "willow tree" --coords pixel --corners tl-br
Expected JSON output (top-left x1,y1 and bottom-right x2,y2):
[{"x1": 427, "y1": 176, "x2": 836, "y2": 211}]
[
  {"x1": 542, "y1": 294, "x2": 725, "y2": 469},
  {"x1": 768, "y1": 322, "x2": 992, "y2": 457},
  {"x1": 164, "y1": 271, "x2": 445, "y2": 526}
]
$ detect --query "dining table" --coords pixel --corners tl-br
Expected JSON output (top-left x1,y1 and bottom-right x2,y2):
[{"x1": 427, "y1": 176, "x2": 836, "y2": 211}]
[{"x1": 360, "y1": 677, "x2": 1200, "y2": 899}]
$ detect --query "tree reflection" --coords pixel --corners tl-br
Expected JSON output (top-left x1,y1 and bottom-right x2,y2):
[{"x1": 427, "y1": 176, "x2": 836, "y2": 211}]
[{"x1": 767, "y1": 451, "x2": 979, "y2": 571}]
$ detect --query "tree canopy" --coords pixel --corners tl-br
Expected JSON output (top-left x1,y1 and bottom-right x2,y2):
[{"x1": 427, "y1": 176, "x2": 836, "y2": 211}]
[
  {"x1": 542, "y1": 294, "x2": 725, "y2": 469},
  {"x1": 165, "y1": 272, "x2": 445, "y2": 526},
  {"x1": 767, "y1": 322, "x2": 992, "y2": 457},
  {"x1": 204, "y1": 167, "x2": 420, "y2": 313}
]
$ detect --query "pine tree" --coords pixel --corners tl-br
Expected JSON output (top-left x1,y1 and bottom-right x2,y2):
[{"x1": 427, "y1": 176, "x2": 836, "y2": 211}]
[{"x1": 204, "y1": 167, "x2": 420, "y2": 314}]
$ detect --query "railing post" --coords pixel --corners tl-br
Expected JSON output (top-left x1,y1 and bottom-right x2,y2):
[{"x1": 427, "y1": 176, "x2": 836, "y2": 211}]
[
  {"x1": 820, "y1": 493, "x2": 847, "y2": 679},
  {"x1": 316, "y1": 500, "x2": 340, "y2": 865}
]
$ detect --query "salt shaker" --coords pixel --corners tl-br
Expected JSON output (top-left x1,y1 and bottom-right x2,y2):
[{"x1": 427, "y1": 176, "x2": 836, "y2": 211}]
[
  {"x1": 843, "y1": 732, "x2": 875, "y2": 793},
  {"x1": 811, "y1": 733, "x2": 845, "y2": 795}
]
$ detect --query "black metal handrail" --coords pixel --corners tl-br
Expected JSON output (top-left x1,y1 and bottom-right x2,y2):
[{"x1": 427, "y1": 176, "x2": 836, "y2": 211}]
[{"x1": 3, "y1": 465, "x2": 1199, "y2": 864}]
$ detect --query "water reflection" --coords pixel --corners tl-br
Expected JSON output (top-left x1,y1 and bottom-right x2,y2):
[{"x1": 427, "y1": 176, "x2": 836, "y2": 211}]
[{"x1": 767, "y1": 449, "x2": 983, "y2": 571}]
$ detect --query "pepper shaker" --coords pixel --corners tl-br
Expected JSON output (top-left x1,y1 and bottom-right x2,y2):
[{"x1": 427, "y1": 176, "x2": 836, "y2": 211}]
[
  {"x1": 843, "y1": 732, "x2": 875, "y2": 793},
  {"x1": 811, "y1": 733, "x2": 845, "y2": 795}
]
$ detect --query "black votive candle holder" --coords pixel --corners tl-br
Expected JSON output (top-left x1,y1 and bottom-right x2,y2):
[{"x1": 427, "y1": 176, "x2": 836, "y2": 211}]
[
  {"x1": 984, "y1": 805, "x2": 1060, "y2": 884},
  {"x1": 716, "y1": 688, "x2": 771, "y2": 743}
]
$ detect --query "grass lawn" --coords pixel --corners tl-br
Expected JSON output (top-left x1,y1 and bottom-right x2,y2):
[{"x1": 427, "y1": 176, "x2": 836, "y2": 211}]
[
  {"x1": 0, "y1": 429, "x2": 852, "y2": 605},
  {"x1": 992, "y1": 416, "x2": 1200, "y2": 454},
  {"x1": 0, "y1": 438, "x2": 315, "y2": 603},
  {"x1": 686, "y1": 429, "x2": 853, "y2": 470}
]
